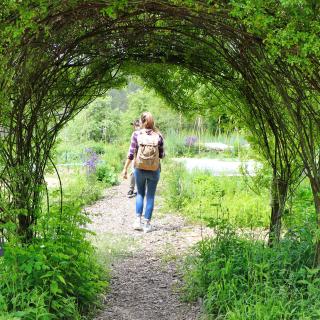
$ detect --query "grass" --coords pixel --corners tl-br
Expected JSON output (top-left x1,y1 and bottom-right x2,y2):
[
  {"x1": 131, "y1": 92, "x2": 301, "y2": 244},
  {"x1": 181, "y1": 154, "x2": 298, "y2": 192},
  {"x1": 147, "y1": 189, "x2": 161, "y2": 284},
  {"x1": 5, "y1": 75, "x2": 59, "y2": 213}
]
[
  {"x1": 163, "y1": 142, "x2": 319, "y2": 319},
  {"x1": 182, "y1": 219, "x2": 319, "y2": 320},
  {"x1": 161, "y1": 158, "x2": 316, "y2": 230},
  {"x1": 162, "y1": 161, "x2": 270, "y2": 228},
  {"x1": 48, "y1": 168, "x2": 105, "y2": 208}
]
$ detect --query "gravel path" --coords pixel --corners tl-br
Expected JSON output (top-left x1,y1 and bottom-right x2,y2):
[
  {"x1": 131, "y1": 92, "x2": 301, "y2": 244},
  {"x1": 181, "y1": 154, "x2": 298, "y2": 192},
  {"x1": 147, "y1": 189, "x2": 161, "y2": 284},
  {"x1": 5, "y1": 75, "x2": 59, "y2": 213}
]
[{"x1": 86, "y1": 180, "x2": 212, "y2": 320}]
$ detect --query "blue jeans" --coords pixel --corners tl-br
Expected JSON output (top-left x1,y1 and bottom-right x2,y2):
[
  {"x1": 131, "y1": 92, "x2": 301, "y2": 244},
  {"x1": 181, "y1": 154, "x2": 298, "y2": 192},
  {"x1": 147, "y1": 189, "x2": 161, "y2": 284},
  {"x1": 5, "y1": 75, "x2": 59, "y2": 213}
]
[{"x1": 134, "y1": 168, "x2": 160, "y2": 221}]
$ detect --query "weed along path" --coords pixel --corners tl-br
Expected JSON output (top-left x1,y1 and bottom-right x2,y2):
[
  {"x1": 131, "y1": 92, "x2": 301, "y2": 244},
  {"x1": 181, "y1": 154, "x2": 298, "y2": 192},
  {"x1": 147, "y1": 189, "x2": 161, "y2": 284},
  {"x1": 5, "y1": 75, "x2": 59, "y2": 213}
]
[{"x1": 86, "y1": 180, "x2": 210, "y2": 320}]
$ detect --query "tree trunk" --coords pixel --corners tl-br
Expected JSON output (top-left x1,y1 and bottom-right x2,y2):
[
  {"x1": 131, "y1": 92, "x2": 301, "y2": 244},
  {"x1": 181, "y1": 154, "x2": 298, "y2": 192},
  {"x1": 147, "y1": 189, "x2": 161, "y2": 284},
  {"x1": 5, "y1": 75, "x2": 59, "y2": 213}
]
[
  {"x1": 18, "y1": 214, "x2": 34, "y2": 242},
  {"x1": 13, "y1": 172, "x2": 42, "y2": 243},
  {"x1": 268, "y1": 173, "x2": 288, "y2": 246},
  {"x1": 310, "y1": 177, "x2": 320, "y2": 267}
]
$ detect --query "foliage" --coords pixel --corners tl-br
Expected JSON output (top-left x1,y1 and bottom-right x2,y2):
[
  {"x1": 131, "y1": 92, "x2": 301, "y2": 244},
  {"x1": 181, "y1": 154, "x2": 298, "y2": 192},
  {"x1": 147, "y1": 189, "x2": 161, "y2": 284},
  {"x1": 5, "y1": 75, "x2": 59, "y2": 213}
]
[
  {"x1": 183, "y1": 219, "x2": 320, "y2": 319},
  {"x1": 1, "y1": 1, "x2": 320, "y2": 317},
  {"x1": 230, "y1": 0, "x2": 320, "y2": 69},
  {"x1": 55, "y1": 141, "x2": 106, "y2": 164},
  {"x1": 55, "y1": 134, "x2": 127, "y2": 188},
  {"x1": 108, "y1": 81, "x2": 141, "y2": 111},
  {"x1": 123, "y1": 87, "x2": 183, "y2": 136},
  {"x1": 102, "y1": 143, "x2": 127, "y2": 174},
  {"x1": 0, "y1": 203, "x2": 107, "y2": 319},
  {"x1": 162, "y1": 162, "x2": 270, "y2": 227},
  {"x1": 59, "y1": 96, "x2": 122, "y2": 144},
  {"x1": 131, "y1": 64, "x2": 235, "y2": 134},
  {"x1": 55, "y1": 96, "x2": 129, "y2": 187},
  {"x1": 4, "y1": 0, "x2": 320, "y2": 247},
  {"x1": 57, "y1": 170, "x2": 105, "y2": 207},
  {"x1": 0, "y1": 168, "x2": 110, "y2": 318},
  {"x1": 284, "y1": 179, "x2": 317, "y2": 230},
  {"x1": 165, "y1": 131, "x2": 201, "y2": 158},
  {"x1": 95, "y1": 162, "x2": 118, "y2": 187},
  {"x1": 136, "y1": 62, "x2": 306, "y2": 245}
]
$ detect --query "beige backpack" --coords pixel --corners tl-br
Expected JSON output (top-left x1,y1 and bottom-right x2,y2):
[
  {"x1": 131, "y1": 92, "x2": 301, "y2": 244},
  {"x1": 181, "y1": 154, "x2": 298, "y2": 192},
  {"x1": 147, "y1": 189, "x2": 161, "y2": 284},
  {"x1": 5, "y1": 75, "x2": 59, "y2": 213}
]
[{"x1": 134, "y1": 129, "x2": 160, "y2": 171}]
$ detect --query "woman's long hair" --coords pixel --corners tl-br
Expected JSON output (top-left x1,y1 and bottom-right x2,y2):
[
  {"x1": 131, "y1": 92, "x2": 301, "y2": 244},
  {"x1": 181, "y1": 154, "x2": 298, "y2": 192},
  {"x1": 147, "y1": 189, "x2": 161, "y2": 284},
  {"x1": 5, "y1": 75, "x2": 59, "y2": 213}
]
[{"x1": 140, "y1": 112, "x2": 159, "y2": 133}]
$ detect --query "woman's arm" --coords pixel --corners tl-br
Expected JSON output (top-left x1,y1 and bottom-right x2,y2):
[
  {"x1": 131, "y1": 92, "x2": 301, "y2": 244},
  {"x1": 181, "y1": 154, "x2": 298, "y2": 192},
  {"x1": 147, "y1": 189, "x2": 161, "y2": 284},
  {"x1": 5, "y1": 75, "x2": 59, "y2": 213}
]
[
  {"x1": 122, "y1": 158, "x2": 132, "y2": 179},
  {"x1": 122, "y1": 131, "x2": 137, "y2": 179},
  {"x1": 159, "y1": 134, "x2": 165, "y2": 159}
]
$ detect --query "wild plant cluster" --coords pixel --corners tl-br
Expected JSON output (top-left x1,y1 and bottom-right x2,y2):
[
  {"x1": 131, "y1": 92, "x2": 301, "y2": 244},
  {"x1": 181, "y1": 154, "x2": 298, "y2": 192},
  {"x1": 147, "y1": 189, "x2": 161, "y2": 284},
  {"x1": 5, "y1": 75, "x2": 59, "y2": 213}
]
[
  {"x1": 183, "y1": 219, "x2": 319, "y2": 319},
  {"x1": 162, "y1": 160, "x2": 317, "y2": 319},
  {"x1": 162, "y1": 164, "x2": 270, "y2": 227},
  {"x1": 0, "y1": 193, "x2": 107, "y2": 319}
]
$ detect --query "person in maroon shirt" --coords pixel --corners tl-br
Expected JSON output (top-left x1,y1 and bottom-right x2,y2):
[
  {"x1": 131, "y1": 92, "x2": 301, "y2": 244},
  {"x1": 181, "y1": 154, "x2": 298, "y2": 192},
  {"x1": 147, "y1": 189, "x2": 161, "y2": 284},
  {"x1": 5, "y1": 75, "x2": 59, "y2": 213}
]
[{"x1": 122, "y1": 112, "x2": 165, "y2": 233}]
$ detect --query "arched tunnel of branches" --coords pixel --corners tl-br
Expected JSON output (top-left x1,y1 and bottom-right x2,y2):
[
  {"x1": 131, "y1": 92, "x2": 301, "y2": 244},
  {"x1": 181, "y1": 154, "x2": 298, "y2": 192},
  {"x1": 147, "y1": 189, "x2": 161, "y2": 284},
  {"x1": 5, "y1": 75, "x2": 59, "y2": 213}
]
[{"x1": 1, "y1": 1, "x2": 320, "y2": 264}]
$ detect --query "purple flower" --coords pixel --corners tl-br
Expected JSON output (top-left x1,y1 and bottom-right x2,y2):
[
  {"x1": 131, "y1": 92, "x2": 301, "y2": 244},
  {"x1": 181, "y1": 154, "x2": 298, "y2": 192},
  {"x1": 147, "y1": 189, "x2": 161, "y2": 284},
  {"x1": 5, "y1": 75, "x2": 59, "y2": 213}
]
[
  {"x1": 185, "y1": 136, "x2": 198, "y2": 147},
  {"x1": 84, "y1": 148, "x2": 99, "y2": 174}
]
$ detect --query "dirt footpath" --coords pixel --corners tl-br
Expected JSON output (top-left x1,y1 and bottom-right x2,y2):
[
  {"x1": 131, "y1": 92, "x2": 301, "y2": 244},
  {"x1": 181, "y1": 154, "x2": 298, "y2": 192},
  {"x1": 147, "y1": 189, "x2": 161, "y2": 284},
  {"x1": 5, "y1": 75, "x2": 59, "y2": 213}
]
[{"x1": 87, "y1": 181, "x2": 212, "y2": 320}]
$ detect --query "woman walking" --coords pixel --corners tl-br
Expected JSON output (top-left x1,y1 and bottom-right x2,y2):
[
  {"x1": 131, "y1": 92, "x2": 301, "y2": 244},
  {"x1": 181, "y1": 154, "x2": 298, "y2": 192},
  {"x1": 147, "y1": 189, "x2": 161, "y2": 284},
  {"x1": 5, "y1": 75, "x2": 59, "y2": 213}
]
[{"x1": 122, "y1": 112, "x2": 165, "y2": 233}]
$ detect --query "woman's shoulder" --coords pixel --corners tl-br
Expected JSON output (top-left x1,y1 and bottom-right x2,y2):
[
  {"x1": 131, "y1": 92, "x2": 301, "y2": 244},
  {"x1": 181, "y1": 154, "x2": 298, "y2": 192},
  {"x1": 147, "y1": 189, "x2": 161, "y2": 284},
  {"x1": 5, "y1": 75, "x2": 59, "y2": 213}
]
[
  {"x1": 132, "y1": 129, "x2": 142, "y2": 135},
  {"x1": 157, "y1": 132, "x2": 164, "y2": 144},
  {"x1": 136, "y1": 128, "x2": 163, "y2": 140},
  {"x1": 152, "y1": 130, "x2": 163, "y2": 141},
  {"x1": 130, "y1": 130, "x2": 140, "y2": 140}
]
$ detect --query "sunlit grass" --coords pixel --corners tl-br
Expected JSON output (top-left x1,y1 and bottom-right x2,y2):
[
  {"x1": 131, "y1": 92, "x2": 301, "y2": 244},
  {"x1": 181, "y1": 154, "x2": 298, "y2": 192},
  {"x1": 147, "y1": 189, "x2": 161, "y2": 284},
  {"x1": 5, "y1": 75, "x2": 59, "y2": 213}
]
[{"x1": 162, "y1": 162, "x2": 270, "y2": 228}]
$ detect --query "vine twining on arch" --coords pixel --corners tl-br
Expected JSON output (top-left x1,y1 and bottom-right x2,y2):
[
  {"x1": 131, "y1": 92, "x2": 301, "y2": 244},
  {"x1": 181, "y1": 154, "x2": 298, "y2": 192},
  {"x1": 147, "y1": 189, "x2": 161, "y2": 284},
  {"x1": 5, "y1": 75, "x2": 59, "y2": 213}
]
[{"x1": 1, "y1": 0, "x2": 320, "y2": 263}]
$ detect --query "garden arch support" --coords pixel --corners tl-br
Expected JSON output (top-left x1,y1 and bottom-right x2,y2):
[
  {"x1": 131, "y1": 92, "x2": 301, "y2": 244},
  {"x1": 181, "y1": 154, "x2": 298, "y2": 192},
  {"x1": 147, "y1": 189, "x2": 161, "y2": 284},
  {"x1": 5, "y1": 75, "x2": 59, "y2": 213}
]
[{"x1": 1, "y1": 1, "x2": 320, "y2": 262}]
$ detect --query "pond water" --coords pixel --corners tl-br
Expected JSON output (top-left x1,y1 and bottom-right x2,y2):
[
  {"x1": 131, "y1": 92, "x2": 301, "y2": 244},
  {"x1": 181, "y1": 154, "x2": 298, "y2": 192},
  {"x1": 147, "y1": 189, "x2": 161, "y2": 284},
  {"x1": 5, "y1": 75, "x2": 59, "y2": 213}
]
[{"x1": 173, "y1": 158, "x2": 260, "y2": 176}]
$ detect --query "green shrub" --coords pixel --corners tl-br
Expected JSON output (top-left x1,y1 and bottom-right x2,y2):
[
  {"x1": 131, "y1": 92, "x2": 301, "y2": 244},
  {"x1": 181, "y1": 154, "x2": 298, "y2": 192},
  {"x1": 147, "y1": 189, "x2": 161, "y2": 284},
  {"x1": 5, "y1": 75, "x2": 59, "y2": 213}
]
[
  {"x1": 162, "y1": 163, "x2": 270, "y2": 228},
  {"x1": 0, "y1": 168, "x2": 110, "y2": 319},
  {"x1": 59, "y1": 171, "x2": 105, "y2": 206},
  {"x1": 96, "y1": 162, "x2": 118, "y2": 186},
  {"x1": 94, "y1": 142, "x2": 127, "y2": 187},
  {"x1": 89, "y1": 143, "x2": 106, "y2": 155},
  {"x1": 283, "y1": 180, "x2": 316, "y2": 230},
  {"x1": 0, "y1": 204, "x2": 107, "y2": 319},
  {"x1": 183, "y1": 220, "x2": 319, "y2": 319},
  {"x1": 102, "y1": 143, "x2": 127, "y2": 174}
]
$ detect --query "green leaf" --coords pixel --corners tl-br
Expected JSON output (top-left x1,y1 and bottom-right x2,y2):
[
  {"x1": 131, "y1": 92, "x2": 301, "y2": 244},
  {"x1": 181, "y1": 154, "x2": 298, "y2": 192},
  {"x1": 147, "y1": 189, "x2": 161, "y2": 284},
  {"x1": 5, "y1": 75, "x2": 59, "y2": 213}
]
[
  {"x1": 57, "y1": 274, "x2": 66, "y2": 285},
  {"x1": 50, "y1": 280, "x2": 62, "y2": 295}
]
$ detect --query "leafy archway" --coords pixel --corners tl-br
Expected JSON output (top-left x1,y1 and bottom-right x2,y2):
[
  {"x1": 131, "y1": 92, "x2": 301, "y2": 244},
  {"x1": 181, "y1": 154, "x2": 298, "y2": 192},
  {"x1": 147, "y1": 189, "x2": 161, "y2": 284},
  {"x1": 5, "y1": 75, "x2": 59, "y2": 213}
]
[{"x1": 1, "y1": 1, "x2": 320, "y2": 262}]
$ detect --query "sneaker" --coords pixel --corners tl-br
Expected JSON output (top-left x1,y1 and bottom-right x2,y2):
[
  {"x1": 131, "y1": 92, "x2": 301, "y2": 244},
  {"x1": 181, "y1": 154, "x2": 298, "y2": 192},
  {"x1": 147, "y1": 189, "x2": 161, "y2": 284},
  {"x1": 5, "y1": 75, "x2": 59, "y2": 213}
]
[
  {"x1": 133, "y1": 217, "x2": 143, "y2": 231},
  {"x1": 128, "y1": 191, "x2": 137, "y2": 198},
  {"x1": 143, "y1": 222, "x2": 153, "y2": 233},
  {"x1": 127, "y1": 190, "x2": 134, "y2": 198}
]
